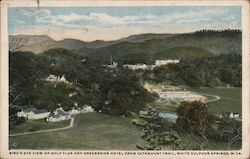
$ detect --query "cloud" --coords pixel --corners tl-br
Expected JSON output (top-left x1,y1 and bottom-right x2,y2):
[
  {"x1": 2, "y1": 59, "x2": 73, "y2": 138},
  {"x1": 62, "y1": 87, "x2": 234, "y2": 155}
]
[
  {"x1": 19, "y1": 8, "x2": 231, "y2": 27},
  {"x1": 20, "y1": 9, "x2": 32, "y2": 16},
  {"x1": 13, "y1": 8, "x2": 240, "y2": 41},
  {"x1": 31, "y1": 11, "x2": 140, "y2": 27},
  {"x1": 15, "y1": 20, "x2": 25, "y2": 24},
  {"x1": 20, "y1": 8, "x2": 51, "y2": 17},
  {"x1": 11, "y1": 21, "x2": 239, "y2": 42},
  {"x1": 224, "y1": 14, "x2": 236, "y2": 21},
  {"x1": 175, "y1": 17, "x2": 213, "y2": 24}
]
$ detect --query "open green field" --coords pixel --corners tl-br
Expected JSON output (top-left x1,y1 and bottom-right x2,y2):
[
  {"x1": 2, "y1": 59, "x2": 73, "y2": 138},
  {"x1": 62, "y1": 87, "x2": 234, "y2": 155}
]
[
  {"x1": 149, "y1": 87, "x2": 241, "y2": 114},
  {"x1": 147, "y1": 99, "x2": 180, "y2": 112},
  {"x1": 10, "y1": 119, "x2": 70, "y2": 134},
  {"x1": 191, "y1": 87, "x2": 241, "y2": 114},
  {"x1": 9, "y1": 112, "x2": 144, "y2": 150},
  {"x1": 178, "y1": 132, "x2": 241, "y2": 150},
  {"x1": 9, "y1": 112, "x2": 241, "y2": 150}
]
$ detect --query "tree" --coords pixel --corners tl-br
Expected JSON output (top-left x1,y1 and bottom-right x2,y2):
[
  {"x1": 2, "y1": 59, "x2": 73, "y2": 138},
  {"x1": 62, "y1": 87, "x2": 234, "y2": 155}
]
[
  {"x1": 176, "y1": 101, "x2": 213, "y2": 140},
  {"x1": 215, "y1": 117, "x2": 242, "y2": 150},
  {"x1": 50, "y1": 63, "x2": 63, "y2": 75},
  {"x1": 100, "y1": 73, "x2": 154, "y2": 116},
  {"x1": 135, "y1": 108, "x2": 182, "y2": 150},
  {"x1": 9, "y1": 106, "x2": 25, "y2": 128}
]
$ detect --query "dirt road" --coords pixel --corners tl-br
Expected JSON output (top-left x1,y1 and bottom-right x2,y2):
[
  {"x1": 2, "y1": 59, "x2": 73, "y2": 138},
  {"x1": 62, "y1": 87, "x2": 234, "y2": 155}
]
[{"x1": 10, "y1": 117, "x2": 74, "y2": 137}]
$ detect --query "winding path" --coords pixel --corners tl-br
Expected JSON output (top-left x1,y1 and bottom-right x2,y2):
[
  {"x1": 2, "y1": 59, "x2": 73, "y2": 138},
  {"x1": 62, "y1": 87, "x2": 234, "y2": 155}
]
[
  {"x1": 10, "y1": 117, "x2": 74, "y2": 137},
  {"x1": 197, "y1": 92, "x2": 220, "y2": 103}
]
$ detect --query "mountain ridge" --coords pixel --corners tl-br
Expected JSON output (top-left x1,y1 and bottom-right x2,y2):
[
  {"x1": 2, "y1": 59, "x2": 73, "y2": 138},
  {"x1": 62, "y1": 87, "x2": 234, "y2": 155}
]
[
  {"x1": 9, "y1": 30, "x2": 241, "y2": 61},
  {"x1": 9, "y1": 33, "x2": 177, "y2": 54}
]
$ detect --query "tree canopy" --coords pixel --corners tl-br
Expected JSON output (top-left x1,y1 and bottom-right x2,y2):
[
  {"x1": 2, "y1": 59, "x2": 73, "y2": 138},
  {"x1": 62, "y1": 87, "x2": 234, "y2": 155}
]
[{"x1": 176, "y1": 101, "x2": 213, "y2": 139}]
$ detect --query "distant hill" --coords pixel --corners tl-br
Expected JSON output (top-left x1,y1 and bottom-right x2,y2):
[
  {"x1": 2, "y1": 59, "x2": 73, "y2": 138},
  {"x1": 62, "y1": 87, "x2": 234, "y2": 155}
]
[
  {"x1": 9, "y1": 30, "x2": 241, "y2": 62},
  {"x1": 9, "y1": 33, "x2": 176, "y2": 54},
  {"x1": 77, "y1": 30, "x2": 241, "y2": 64},
  {"x1": 9, "y1": 35, "x2": 85, "y2": 54},
  {"x1": 117, "y1": 33, "x2": 176, "y2": 43},
  {"x1": 9, "y1": 35, "x2": 54, "y2": 53},
  {"x1": 154, "y1": 46, "x2": 213, "y2": 59}
]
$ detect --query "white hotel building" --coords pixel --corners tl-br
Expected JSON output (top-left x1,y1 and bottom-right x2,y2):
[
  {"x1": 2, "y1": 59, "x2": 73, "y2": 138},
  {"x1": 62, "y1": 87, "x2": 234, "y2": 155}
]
[
  {"x1": 17, "y1": 107, "x2": 50, "y2": 120},
  {"x1": 158, "y1": 91, "x2": 206, "y2": 102},
  {"x1": 155, "y1": 60, "x2": 180, "y2": 66}
]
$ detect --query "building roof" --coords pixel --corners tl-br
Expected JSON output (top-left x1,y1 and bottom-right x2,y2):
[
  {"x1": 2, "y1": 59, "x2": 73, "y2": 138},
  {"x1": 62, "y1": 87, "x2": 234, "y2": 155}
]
[
  {"x1": 56, "y1": 109, "x2": 70, "y2": 116},
  {"x1": 23, "y1": 107, "x2": 48, "y2": 114},
  {"x1": 48, "y1": 108, "x2": 70, "y2": 118},
  {"x1": 48, "y1": 113, "x2": 62, "y2": 118}
]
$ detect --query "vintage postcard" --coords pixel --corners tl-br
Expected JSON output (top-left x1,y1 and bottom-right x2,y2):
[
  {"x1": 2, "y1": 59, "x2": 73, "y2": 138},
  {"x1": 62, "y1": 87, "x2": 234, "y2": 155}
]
[{"x1": 0, "y1": 0, "x2": 249, "y2": 158}]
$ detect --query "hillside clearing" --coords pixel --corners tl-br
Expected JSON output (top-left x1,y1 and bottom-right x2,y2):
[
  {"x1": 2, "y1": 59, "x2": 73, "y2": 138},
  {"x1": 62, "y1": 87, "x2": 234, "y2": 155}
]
[
  {"x1": 9, "y1": 112, "x2": 145, "y2": 150},
  {"x1": 190, "y1": 87, "x2": 241, "y2": 114}
]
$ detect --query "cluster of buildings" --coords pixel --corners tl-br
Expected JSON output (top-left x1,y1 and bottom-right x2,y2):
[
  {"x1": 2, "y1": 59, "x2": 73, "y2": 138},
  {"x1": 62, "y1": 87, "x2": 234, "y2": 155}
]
[
  {"x1": 17, "y1": 106, "x2": 94, "y2": 122},
  {"x1": 106, "y1": 59, "x2": 180, "y2": 70},
  {"x1": 144, "y1": 83, "x2": 206, "y2": 102},
  {"x1": 229, "y1": 112, "x2": 240, "y2": 118},
  {"x1": 143, "y1": 82, "x2": 181, "y2": 93},
  {"x1": 155, "y1": 60, "x2": 180, "y2": 66},
  {"x1": 106, "y1": 62, "x2": 118, "y2": 68},
  {"x1": 158, "y1": 91, "x2": 207, "y2": 102},
  {"x1": 45, "y1": 74, "x2": 69, "y2": 83},
  {"x1": 17, "y1": 108, "x2": 50, "y2": 120},
  {"x1": 123, "y1": 64, "x2": 150, "y2": 70},
  {"x1": 46, "y1": 107, "x2": 71, "y2": 122},
  {"x1": 218, "y1": 112, "x2": 241, "y2": 119}
]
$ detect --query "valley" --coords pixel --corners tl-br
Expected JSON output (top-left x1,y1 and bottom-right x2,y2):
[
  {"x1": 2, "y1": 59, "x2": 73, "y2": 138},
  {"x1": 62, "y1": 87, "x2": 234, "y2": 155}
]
[{"x1": 9, "y1": 30, "x2": 242, "y2": 150}]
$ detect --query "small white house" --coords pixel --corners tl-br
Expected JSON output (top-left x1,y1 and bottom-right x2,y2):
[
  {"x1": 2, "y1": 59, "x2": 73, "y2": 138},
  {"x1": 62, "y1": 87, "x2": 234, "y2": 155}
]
[
  {"x1": 106, "y1": 62, "x2": 118, "y2": 68},
  {"x1": 17, "y1": 107, "x2": 50, "y2": 120},
  {"x1": 60, "y1": 75, "x2": 66, "y2": 82},
  {"x1": 45, "y1": 74, "x2": 69, "y2": 83},
  {"x1": 46, "y1": 107, "x2": 71, "y2": 122},
  {"x1": 46, "y1": 106, "x2": 95, "y2": 122},
  {"x1": 68, "y1": 107, "x2": 81, "y2": 115},
  {"x1": 81, "y1": 59, "x2": 86, "y2": 63},
  {"x1": 68, "y1": 92, "x2": 77, "y2": 97},
  {"x1": 218, "y1": 114, "x2": 223, "y2": 118},
  {"x1": 68, "y1": 105, "x2": 94, "y2": 115},
  {"x1": 229, "y1": 113, "x2": 240, "y2": 119},
  {"x1": 81, "y1": 105, "x2": 94, "y2": 113}
]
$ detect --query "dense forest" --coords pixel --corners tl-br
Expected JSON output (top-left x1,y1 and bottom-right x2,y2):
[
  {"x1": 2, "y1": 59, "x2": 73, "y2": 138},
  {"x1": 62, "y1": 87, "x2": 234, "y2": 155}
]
[
  {"x1": 144, "y1": 53, "x2": 241, "y2": 87},
  {"x1": 77, "y1": 30, "x2": 241, "y2": 65},
  {"x1": 9, "y1": 49, "x2": 241, "y2": 119},
  {"x1": 9, "y1": 29, "x2": 242, "y2": 123},
  {"x1": 135, "y1": 102, "x2": 241, "y2": 150},
  {"x1": 9, "y1": 49, "x2": 155, "y2": 116},
  {"x1": 9, "y1": 30, "x2": 242, "y2": 150}
]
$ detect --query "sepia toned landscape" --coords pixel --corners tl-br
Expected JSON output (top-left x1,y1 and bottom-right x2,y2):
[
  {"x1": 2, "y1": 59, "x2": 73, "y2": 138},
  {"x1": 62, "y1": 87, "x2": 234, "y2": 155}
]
[{"x1": 8, "y1": 6, "x2": 242, "y2": 150}]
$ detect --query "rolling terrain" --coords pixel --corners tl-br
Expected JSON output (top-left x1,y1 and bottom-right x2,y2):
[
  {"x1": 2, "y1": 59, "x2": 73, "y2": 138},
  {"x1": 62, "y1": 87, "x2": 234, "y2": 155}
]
[
  {"x1": 9, "y1": 29, "x2": 242, "y2": 150},
  {"x1": 10, "y1": 30, "x2": 241, "y2": 63}
]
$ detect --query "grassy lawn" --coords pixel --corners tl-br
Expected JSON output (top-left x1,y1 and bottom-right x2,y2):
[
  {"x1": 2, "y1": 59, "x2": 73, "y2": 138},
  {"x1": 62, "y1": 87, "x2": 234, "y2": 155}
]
[
  {"x1": 10, "y1": 119, "x2": 70, "y2": 134},
  {"x1": 178, "y1": 132, "x2": 241, "y2": 150},
  {"x1": 148, "y1": 87, "x2": 241, "y2": 115},
  {"x1": 147, "y1": 87, "x2": 242, "y2": 150},
  {"x1": 9, "y1": 112, "x2": 241, "y2": 150},
  {"x1": 147, "y1": 99, "x2": 180, "y2": 112},
  {"x1": 190, "y1": 87, "x2": 242, "y2": 114},
  {"x1": 9, "y1": 112, "x2": 145, "y2": 150}
]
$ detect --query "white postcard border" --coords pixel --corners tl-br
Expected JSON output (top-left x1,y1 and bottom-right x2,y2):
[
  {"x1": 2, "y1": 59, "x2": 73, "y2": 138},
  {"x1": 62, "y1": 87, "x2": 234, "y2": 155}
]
[{"x1": 1, "y1": 0, "x2": 249, "y2": 159}]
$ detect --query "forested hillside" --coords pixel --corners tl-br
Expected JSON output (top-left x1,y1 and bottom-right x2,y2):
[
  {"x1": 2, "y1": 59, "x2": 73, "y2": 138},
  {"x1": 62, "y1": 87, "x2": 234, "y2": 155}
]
[
  {"x1": 9, "y1": 29, "x2": 242, "y2": 117},
  {"x1": 10, "y1": 30, "x2": 241, "y2": 59},
  {"x1": 144, "y1": 53, "x2": 241, "y2": 87},
  {"x1": 9, "y1": 50, "x2": 154, "y2": 115},
  {"x1": 77, "y1": 30, "x2": 241, "y2": 65}
]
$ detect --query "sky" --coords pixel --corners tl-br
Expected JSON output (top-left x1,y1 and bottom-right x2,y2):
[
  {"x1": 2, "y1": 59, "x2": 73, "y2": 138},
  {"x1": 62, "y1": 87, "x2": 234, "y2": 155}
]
[{"x1": 8, "y1": 6, "x2": 241, "y2": 41}]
